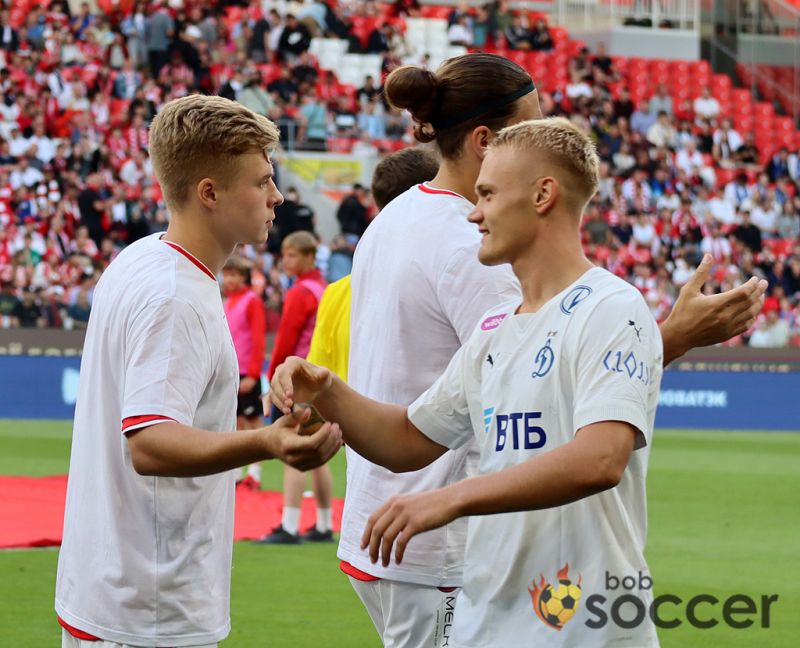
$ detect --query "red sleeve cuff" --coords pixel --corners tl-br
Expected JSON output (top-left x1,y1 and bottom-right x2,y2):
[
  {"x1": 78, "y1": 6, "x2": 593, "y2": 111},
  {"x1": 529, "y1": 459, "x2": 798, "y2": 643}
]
[{"x1": 121, "y1": 415, "x2": 177, "y2": 434}]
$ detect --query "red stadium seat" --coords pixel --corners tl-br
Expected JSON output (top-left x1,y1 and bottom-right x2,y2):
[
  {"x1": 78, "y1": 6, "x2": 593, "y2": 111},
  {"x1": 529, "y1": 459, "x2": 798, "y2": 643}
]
[
  {"x1": 549, "y1": 26, "x2": 569, "y2": 46},
  {"x1": 773, "y1": 116, "x2": 794, "y2": 134},
  {"x1": 650, "y1": 59, "x2": 669, "y2": 76},
  {"x1": 715, "y1": 168, "x2": 736, "y2": 188}
]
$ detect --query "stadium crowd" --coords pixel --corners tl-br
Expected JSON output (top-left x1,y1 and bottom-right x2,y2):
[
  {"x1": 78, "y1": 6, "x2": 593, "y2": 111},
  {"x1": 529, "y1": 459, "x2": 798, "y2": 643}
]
[{"x1": 0, "y1": 0, "x2": 798, "y2": 346}]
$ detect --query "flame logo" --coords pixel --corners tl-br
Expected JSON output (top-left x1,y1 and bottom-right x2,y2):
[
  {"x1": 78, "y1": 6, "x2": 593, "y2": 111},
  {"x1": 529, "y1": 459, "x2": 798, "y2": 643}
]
[{"x1": 528, "y1": 563, "x2": 583, "y2": 631}]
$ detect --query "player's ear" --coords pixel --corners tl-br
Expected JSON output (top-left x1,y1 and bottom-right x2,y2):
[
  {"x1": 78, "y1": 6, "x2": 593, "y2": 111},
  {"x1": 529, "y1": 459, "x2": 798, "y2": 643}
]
[
  {"x1": 532, "y1": 177, "x2": 558, "y2": 216},
  {"x1": 197, "y1": 178, "x2": 218, "y2": 209},
  {"x1": 467, "y1": 125, "x2": 494, "y2": 160}
]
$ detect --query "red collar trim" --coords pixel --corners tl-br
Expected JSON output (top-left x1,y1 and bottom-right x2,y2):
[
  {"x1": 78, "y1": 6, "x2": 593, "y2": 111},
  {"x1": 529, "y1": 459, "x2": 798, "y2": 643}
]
[
  {"x1": 417, "y1": 183, "x2": 466, "y2": 199},
  {"x1": 162, "y1": 240, "x2": 217, "y2": 282}
]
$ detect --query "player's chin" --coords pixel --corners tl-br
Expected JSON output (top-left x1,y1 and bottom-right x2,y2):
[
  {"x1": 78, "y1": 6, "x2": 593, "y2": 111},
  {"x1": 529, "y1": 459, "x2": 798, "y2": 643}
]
[{"x1": 477, "y1": 246, "x2": 505, "y2": 267}]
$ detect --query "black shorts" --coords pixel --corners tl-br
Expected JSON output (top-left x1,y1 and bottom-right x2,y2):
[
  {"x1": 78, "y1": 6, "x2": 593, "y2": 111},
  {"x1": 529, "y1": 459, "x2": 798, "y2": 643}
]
[{"x1": 237, "y1": 376, "x2": 263, "y2": 419}]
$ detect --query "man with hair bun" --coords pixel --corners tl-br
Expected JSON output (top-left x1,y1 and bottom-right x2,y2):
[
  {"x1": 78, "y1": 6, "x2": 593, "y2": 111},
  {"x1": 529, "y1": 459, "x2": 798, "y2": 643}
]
[
  {"x1": 321, "y1": 53, "x2": 764, "y2": 648},
  {"x1": 271, "y1": 117, "x2": 767, "y2": 646},
  {"x1": 55, "y1": 94, "x2": 342, "y2": 648}
]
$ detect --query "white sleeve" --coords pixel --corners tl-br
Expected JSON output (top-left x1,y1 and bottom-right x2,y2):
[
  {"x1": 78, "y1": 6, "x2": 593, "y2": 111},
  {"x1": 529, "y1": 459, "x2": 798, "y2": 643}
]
[
  {"x1": 571, "y1": 290, "x2": 663, "y2": 449},
  {"x1": 407, "y1": 340, "x2": 476, "y2": 450},
  {"x1": 121, "y1": 298, "x2": 213, "y2": 431},
  {"x1": 436, "y1": 245, "x2": 520, "y2": 344}
]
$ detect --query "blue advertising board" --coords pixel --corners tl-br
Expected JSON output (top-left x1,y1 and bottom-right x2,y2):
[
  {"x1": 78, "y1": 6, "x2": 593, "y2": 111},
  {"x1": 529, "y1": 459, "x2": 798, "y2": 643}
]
[
  {"x1": 0, "y1": 356, "x2": 82, "y2": 420},
  {"x1": 656, "y1": 369, "x2": 798, "y2": 431},
  {"x1": 0, "y1": 357, "x2": 797, "y2": 431}
]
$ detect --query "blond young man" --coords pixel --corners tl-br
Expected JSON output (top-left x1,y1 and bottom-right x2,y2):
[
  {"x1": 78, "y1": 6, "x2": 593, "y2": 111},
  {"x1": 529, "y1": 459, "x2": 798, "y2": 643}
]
[
  {"x1": 273, "y1": 118, "x2": 686, "y2": 646},
  {"x1": 55, "y1": 95, "x2": 342, "y2": 648}
]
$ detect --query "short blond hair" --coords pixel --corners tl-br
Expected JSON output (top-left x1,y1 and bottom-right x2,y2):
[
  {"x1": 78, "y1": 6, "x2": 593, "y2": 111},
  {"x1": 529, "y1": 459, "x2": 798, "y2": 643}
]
[
  {"x1": 282, "y1": 231, "x2": 318, "y2": 256},
  {"x1": 149, "y1": 94, "x2": 280, "y2": 209},
  {"x1": 491, "y1": 117, "x2": 600, "y2": 209}
]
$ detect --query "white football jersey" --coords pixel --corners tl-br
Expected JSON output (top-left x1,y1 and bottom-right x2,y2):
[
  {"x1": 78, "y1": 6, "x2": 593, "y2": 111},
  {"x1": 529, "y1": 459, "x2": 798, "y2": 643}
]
[
  {"x1": 341, "y1": 183, "x2": 520, "y2": 585},
  {"x1": 56, "y1": 233, "x2": 239, "y2": 646},
  {"x1": 409, "y1": 267, "x2": 663, "y2": 647}
]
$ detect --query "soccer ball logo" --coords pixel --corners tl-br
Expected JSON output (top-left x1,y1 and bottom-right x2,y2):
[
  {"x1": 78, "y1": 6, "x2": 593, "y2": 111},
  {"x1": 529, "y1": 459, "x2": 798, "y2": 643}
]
[{"x1": 528, "y1": 563, "x2": 582, "y2": 630}]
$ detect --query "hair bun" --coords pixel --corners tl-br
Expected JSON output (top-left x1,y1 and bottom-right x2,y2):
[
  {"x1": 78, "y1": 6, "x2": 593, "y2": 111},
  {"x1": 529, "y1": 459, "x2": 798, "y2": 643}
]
[{"x1": 384, "y1": 65, "x2": 440, "y2": 127}]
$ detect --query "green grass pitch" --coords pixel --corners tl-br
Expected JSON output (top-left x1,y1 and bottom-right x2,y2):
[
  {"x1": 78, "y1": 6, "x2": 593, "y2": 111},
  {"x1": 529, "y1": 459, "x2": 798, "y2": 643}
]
[{"x1": 0, "y1": 420, "x2": 798, "y2": 647}]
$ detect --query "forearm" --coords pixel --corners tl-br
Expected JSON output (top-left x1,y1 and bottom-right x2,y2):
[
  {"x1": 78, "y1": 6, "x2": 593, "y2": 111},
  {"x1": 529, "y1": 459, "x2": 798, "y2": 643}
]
[
  {"x1": 447, "y1": 436, "x2": 623, "y2": 518},
  {"x1": 127, "y1": 422, "x2": 273, "y2": 477},
  {"x1": 315, "y1": 376, "x2": 446, "y2": 471},
  {"x1": 658, "y1": 318, "x2": 689, "y2": 366}
]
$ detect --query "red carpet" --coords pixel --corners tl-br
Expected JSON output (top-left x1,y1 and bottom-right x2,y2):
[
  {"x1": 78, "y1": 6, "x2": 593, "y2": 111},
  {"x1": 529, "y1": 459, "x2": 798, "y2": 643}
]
[{"x1": 0, "y1": 475, "x2": 343, "y2": 549}]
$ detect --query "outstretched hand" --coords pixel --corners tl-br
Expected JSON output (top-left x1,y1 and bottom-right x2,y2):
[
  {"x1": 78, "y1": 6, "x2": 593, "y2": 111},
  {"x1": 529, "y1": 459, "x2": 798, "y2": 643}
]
[
  {"x1": 361, "y1": 490, "x2": 459, "y2": 567},
  {"x1": 662, "y1": 254, "x2": 767, "y2": 363},
  {"x1": 269, "y1": 356, "x2": 333, "y2": 415}
]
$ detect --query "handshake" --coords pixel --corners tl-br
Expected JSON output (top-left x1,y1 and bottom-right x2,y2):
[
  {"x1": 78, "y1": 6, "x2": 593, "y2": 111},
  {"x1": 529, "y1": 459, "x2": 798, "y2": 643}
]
[{"x1": 258, "y1": 358, "x2": 340, "y2": 472}]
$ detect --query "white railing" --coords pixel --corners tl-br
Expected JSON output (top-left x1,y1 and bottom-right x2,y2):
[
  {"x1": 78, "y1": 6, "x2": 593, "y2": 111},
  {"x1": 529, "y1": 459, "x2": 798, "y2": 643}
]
[{"x1": 553, "y1": 0, "x2": 701, "y2": 32}]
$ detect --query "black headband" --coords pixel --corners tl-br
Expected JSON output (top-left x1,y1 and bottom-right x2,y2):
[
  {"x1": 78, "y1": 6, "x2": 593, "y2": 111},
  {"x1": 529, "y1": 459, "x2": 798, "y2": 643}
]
[{"x1": 431, "y1": 81, "x2": 535, "y2": 131}]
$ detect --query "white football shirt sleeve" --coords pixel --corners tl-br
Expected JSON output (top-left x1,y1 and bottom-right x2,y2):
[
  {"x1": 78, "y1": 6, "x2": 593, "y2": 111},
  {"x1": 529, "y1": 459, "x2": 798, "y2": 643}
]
[
  {"x1": 121, "y1": 297, "x2": 213, "y2": 431},
  {"x1": 436, "y1": 245, "x2": 520, "y2": 344},
  {"x1": 407, "y1": 340, "x2": 476, "y2": 450},
  {"x1": 571, "y1": 290, "x2": 663, "y2": 449}
]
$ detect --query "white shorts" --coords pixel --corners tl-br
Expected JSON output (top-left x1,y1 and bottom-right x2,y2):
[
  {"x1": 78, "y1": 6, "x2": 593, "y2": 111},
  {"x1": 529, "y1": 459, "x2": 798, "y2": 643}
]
[
  {"x1": 348, "y1": 577, "x2": 461, "y2": 648},
  {"x1": 61, "y1": 628, "x2": 218, "y2": 648}
]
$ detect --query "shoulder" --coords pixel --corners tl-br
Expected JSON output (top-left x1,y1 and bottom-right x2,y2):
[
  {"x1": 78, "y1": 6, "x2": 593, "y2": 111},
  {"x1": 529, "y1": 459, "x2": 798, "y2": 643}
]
[{"x1": 473, "y1": 300, "x2": 518, "y2": 336}]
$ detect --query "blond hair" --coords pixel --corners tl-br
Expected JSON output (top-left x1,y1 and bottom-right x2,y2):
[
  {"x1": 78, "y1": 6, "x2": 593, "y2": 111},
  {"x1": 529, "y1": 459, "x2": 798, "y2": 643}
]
[
  {"x1": 149, "y1": 94, "x2": 280, "y2": 209},
  {"x1": 282, "y1": 230, "x2": 318, "y2": 256},
  {"x1": 491, "y1": 117, "x2": 600, "y2": 209}
]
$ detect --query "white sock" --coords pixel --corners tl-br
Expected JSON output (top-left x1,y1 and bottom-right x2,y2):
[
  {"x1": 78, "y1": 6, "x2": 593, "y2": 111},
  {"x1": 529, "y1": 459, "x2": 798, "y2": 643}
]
[
  {"x1": 247, "y1": 463, "x2": 261, "y2": 482},
  {"x1": 282, "y1": 507, "x2": 301, "y2": 535},
  {"x1": 317, "y1": 508, "x2": 332, "y2": 533}
]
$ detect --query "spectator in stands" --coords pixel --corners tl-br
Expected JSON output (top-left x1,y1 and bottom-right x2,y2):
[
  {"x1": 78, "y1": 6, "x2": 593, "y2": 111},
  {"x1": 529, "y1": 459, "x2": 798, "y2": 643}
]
[
  {"x1": 336, "y1": 183, "x2": 370, "y2": 242},
  {"x1": 529, "y1": 17, "x2": 553, "y2": 51},
  {"x1": 566, "y1": 73, "x2": 593, "y2": 104},
  {"x1": 767, "y1": 147, "x2": 791, "y2": 182},
  {"x1": 358, "y1": 98, "x2": 387, "y2": 140},
  {"x1": 749, "y1": 308, "x2": 790, "y2": 347},
  {"x1": 693, "y1": 86, "x2": 720, "y2": 121},
  {"x1": 239, "y1": 69, "x2": 275, "y2": 117},
  {"x1": 649, "y1": 83, "x2": 673, "y2": 117},
  {"x1": 0, "y1": 281, "x2": 20, "y2": 328},
  {"x1": 15, "y1": 288, "x2": 44, "y2": 328},
  {"x1": 631, "y1": 99, "x2": 657, "y2": 136},
  {"x1": 298, "y1": 93, "x2": 329, "y2": 150},
  {"x1": 647, "y1": 111, "x2": 677, "y2": 148},
  {"x1": 614, "y1": 86, "x2": 635, "y2": 120},
  {"x1": 66, "y1": 286, "x2": 91, "y2": 329},
  {"x1": 448, "y1": 15, "x2": 473, "y2": 47},
  {"x1": 267, "y1": 66, "x2": 299, "y2": 104},
  {"x1": 777, "y1": 200, "x2": 800, "y2": 240},
  {"x1": 357, "y1": 75, "x2": 382, "y2": 106},
  {"x1": 714, "y1": 117, "x2": 742, "y2": 152},
  {"x1": 366, "y1": 22, "x2": 392, "y2": 54},
  {"x1": 0, "y1": 10, "x2": 20, "y2": 52},
  {"x1": 332, "y1": 95, "x2": 359, "y2": 138},
  {"x1": 751, "y1": 190, "x2": 781, "y2": 238},
  {"x1": 471, "y1": 5, "x2": 492, "y2": 49},
  {"x1": 144, "y1": 0, "x2": 174, "y2": 77},
  {"x1": 724, "y1": 172, "x2": 752, "y2": 209},
  {"x1": 591, "y1": 42, "x2": 615, "y2": 81},
  {"x1": 278, "y1": 14, "x2": 312, "y2": 63},
  {"x1": 505, "y1": 13, "x2": 531, "y2": 50},
  {"x1": 248, "y1": 9, "x2": 272, "y2": 64}
]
